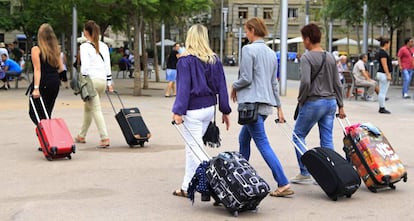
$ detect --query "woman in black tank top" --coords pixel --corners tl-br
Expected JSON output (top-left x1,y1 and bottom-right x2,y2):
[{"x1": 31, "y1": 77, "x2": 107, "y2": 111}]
[{"x1": 28, "y1": 23, "x2": 64, "y2": 125}]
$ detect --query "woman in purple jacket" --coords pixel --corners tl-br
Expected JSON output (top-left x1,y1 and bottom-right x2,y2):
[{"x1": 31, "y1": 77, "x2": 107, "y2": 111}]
[{"x1": 172, "y1": 24, "x2": 231, "y2": 197}]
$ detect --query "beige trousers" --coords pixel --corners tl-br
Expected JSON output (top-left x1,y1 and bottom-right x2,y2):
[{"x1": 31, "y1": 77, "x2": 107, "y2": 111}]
[{"x1": 78, "y1": 78, "x2": 109, "y2": 140}]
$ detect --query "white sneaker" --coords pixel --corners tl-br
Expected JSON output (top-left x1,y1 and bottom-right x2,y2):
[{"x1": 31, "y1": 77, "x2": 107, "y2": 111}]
[{"x1": 290, "y1": 174, "x2": 314, "y2": 184}]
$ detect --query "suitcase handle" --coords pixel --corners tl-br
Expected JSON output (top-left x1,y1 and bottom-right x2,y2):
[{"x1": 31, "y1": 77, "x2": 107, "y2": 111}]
[
  {"x1": 105, "y1": 90, "x2": 125, "y2": 114},
  {"x1": 29, "y1": 95, "x2": 50, "y2": 124},
  {"x1": 274, "y1": 119, "x2": 308, "y2": 156},
  {"x1": 171, "y1": 121, "x2": 211, "y2": 163},
  {"x1": 335, "y1": 114, "x2": 352, "y2": 136}
]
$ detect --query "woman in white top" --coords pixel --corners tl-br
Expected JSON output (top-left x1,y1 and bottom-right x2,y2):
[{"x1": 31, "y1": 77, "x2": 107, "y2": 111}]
[{"x1": 75, "y1": 20, "x2": 114, "y2": 148}]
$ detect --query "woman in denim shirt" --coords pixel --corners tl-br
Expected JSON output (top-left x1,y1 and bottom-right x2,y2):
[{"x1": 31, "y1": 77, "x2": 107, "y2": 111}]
[{"x1": 230, "y1": 17, "x2": 293, "y2": 197}]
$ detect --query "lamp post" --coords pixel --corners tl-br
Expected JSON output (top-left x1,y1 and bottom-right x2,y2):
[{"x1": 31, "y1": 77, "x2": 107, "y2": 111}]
[
  {"x1": 238, "y1": 16, "x2": 242, "y2": 66},
  {"x1": 220, "y1": 0, "x2": 223, "y2": 62},
  {"x1": 362, "y1": 2, "x2": 368, "y2": 54},
  {"x1": 305, "y1": 0, "x2": 310, "y2": 25}
]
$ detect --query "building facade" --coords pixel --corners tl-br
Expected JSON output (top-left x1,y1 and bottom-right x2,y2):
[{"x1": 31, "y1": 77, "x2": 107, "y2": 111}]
[{"x1": 209, "y1": 0, "x2": 405, "y2": 62}]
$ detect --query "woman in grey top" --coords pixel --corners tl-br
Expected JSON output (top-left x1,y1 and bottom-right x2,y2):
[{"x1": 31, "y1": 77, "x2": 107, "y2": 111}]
[
  {"x1": 290, "y1": 23, "x2": 346, "y2": 184},
  {"x1": 231, "y1": 17, "x2": 293, "y2": 197}
]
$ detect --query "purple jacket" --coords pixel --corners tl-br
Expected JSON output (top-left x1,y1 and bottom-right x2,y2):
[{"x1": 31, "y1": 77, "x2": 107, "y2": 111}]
[{"x1": 172, "y1": 55, "x2": 231, "y2": 115}]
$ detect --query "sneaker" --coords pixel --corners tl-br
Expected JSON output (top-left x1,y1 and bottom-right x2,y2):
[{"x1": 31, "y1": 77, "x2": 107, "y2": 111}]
[
  {"x1": 403, "y1": 94, "x2": 411, "y2": 99},
  {"x1": 290, "y1": 174, "x2": 314, "y2": 184},
  {"x1": 379, "y1": 108, "x2": 391, "y2": 114},
  {"x1": 365, "y1": 96, "x2": 374, "y2": 101}
]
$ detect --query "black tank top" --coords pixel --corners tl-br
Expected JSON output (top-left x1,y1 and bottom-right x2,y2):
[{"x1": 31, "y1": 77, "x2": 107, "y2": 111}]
[{"x1": 39, "y1": 54, "x2": 59, "y2": 85}]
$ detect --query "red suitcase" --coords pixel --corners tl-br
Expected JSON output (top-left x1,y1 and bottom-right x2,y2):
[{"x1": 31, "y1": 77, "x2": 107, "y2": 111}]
[
  {"x1": 30, "y1": 96, "x2": 76, "y2": 161},
  {"x1": 337, "y1": 116, "x2": 407, "y2": 192}
]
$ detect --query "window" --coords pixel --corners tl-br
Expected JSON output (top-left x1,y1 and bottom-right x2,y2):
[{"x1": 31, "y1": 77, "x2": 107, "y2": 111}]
[
  {"x1": 238, "y1": 7, "x2": 248, "y2": 19},
  {"x1": 288, "y1": 8, "x2": 298, "y2": 19},
  {"x1": 263, "y1": 8, "x2": 273, "y2": 20}
]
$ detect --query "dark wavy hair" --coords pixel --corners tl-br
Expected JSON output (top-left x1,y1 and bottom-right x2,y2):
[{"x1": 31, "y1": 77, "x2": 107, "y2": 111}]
[{"x1": 301, "y1": 23, "x2": 321, "y2": 44}]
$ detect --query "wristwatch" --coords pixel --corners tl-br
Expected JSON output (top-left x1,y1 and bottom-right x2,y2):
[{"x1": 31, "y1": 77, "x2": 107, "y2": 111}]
[{"x1": 34, "y1": 85, "x2": 39, "y2": 89}]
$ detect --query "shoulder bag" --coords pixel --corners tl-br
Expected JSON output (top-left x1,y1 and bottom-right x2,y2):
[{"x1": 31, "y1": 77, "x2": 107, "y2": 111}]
[{"x1": 294, "y1": 52, "x2": 326, "y2": 120}]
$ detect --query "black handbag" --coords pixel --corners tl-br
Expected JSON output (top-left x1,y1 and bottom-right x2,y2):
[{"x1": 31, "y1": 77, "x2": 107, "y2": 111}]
[
  {"x1": 238, "y1": 102, "x2": 258, "y2": 125},
  {"x1": 203, "y1": 105, "x2": 221, "y2": 148}
]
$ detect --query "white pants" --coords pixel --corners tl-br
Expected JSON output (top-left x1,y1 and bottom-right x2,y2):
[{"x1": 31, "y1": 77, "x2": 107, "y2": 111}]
[{"x1": 181, "y1": 106, "x2": 214, "y2": 191}]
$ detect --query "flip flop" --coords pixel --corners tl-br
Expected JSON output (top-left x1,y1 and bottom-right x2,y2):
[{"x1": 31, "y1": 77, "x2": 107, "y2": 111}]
[
  {"x1": 270, "y1": 188, "x2": 294, "y2": 197},
  {"x1": 172, "y1": 189, "x2": 188, "y2": 198}
]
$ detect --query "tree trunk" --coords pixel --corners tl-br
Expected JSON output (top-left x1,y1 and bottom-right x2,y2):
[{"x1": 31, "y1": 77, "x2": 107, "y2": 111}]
[
  {"x1": 141, "y1": 19, "x2": 149, "y2": 89},
  {"x1": 132, "y1": 14, "x2": 142, "y2": 96},
  {"x1": 151, "y1": 20, "x2": 160, "y2": 82}
]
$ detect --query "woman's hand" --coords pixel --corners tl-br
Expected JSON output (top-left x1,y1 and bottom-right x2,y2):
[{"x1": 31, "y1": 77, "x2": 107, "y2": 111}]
[
  {"x1": 230, "y1": 87, "x2": 237, "y2": 103},
  {"x1": 222, "y1": 114, "x2": 230, "y2": 130},
  {"x1": 32, "y1": 89, "x2": 40, "y2": 98},
  {"x1": 173, "y1": 114, "x2": 183, "y2": 125},
  {"x1": 337, "y1": 107, "x2": 346, "y2": 119},
  {"x1": 277, "y1": 107, "x2": 285, "y2": 123},
  {"x1": 386, "y1": 73, "x2": 392, "y2": 81}
]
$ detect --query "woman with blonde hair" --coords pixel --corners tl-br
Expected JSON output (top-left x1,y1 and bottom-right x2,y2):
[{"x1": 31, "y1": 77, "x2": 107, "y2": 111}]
[
  {"x1": 75, "y1": 20, "x2": 114, "y2": 148},
  {"x1": 172, "y1": 24, "x2": 231, "y2": 197},
  {"x1": 29, "y1": 23, "x2": 64, "y2": 125}
]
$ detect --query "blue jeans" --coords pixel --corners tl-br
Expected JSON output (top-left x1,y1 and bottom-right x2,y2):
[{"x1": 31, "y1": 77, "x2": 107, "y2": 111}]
[
  {"x1": 239, "y1": 115, "x2": 289, "y2": 187},
  {"x1": 376, "y1": 72, "x2": 390, "y2": 108},
  {"x1": 401, "y1": 69, "x2": 413, "y2": 96},
  {"x1": 293, "y1": 98, "x2": 337, "y2": 176}
]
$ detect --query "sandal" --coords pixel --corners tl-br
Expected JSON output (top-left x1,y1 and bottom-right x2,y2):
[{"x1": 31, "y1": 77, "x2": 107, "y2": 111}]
[
  {"x1": 74, "y1": 135, "x2": 86, "y2": 143},
  {"x1": 270, "y1": 188, "x2": 294, "y2": 197},
  {"x1": 172, "y1": 189, "x2": 188, "y2": 198},
  {"x1": 97, "y1": 139, "x2": 110, "y2": 148}
]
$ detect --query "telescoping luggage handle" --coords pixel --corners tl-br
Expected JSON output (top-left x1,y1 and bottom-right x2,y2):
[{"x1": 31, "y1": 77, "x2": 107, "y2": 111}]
[
  {"x1": 274, "y1": 119, "x2": 308, "y2": 156},
  {"x1": 171, "y1": 121, "x2": 211, "y2": 163},
  {"x1": 29, "y1": 95, "x2": 50, "y2": 124},
  {"x1": 335, "y1": 114, "x2": 352, "y2": 136},
  {"x1": 105, "y1": 90, "x2": 125, "y2": 114}
]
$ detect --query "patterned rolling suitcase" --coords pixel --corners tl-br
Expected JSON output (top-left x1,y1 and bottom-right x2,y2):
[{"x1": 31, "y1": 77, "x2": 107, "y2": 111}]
[
  {"x1": 337, "y1": 117, "x2": 408, "y2": 192},
  {"x1": 206, "y1": 151, "x2": 270, "y2": 216},
  {"x1": 30, "y1": 96, "x2": 76, "y2": 161},
  {"x1": 172, "y1": 122, "x2": 269, "y2": 217},
  {"x1": 107, "y1": 91, "x2": 151, "y2": 147},
  {"x1": 276, "y1": 119, "x2": 360, "y2": 201}
]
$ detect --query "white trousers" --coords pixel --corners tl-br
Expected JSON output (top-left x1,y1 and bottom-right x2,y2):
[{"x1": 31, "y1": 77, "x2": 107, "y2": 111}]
[{"x1": 181, "y1": 106, "x2": 214, "y2": 191}]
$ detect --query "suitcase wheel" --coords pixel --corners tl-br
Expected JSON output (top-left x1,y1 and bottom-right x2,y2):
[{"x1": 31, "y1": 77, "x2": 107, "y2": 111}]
[
  {"x1": 71, "y1": 145, "x2": 76, "y2": 154},
  {"x1": 67, "y1": 155, "x2": 72, "y2": 160},
  {"x1": 139, "y1": 141, "x2": 145, "y2": 147},
  {"x1": 331, "y1": 196, "x2": 338, "y2": 201},
  {"x1": 389, "y1": 183, "x2": 396, "y2": 190},
  {"x1": 46, "y1": 156, "x2": 53, "y2": 161},
  {"x1": 232, "y1": 211, "x2": 239, "y2": 217},
  {"x1": 51, "y1": 147, "x2": 58, "y2": 156},
  {"x1": 38, "y1": 147, "x2": 42, "y2": 152},
  {"x1": 403, "y1": 173, "x2": 408, "y2": 182},
  {"x1": 368, "y1": 187, "x2": 378, "y2": 193}
]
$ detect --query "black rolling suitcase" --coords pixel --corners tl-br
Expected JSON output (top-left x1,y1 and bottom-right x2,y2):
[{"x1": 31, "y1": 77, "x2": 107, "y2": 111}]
[
  {"x1": 276, "y1": 119, "x2": 360, "y2": 201},
  {"x1": 106, "y1": 91, "x2": 151, "y2": 147},
  {"x1": 172, "y1": 121, "x2": 270, "y2": 217}
]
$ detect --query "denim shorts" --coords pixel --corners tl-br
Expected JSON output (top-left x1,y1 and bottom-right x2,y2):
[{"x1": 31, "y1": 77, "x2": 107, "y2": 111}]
[{"x1": 166, "y1": 69, "x2": 177, "y2": 82}]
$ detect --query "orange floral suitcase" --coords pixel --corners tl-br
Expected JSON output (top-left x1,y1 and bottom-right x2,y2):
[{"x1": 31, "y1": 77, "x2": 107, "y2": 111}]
[{"x1": 341, "y1": 122, "x2": 408, "y2": 192}]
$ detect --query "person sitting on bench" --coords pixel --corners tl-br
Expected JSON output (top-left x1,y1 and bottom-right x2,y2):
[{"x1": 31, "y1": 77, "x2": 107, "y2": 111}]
[
  {"x1": 352, "y1": 53, "x2": 379, "y2": 101},
  {"x1": 1, "y1": 53, "x2": 22, "y2": 89}
]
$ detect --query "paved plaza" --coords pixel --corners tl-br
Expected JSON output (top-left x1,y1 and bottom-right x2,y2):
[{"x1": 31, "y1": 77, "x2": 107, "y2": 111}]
[{"x1": 0, "y1": 66, "x2": 413, "y2": 221}]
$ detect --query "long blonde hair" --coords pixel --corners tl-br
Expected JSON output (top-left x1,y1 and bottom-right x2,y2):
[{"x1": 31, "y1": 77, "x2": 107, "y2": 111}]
[
  {"x1": 37, "y1": 23, "x2": 60, "y2": 67},
  {"x1": 185, "y1": 24, "x2": 216, "y2": 64}
]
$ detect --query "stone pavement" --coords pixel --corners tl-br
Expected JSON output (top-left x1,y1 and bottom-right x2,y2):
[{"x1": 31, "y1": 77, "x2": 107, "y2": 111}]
[{"x1": 0, "y1": 66, "x2": 413, "y2": 221}]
